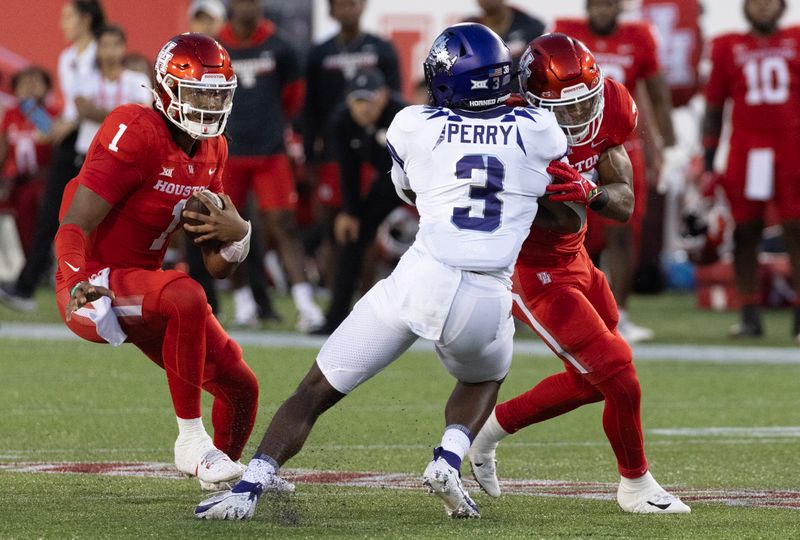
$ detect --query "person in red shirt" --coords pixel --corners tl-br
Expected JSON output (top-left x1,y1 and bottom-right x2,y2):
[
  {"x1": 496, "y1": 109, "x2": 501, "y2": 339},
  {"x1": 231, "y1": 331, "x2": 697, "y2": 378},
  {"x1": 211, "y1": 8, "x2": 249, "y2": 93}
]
[
  {"x1": 468, "y1": 33, "x2": 690, "y2": 514},
  {"x1": 0, "y1": 66, "x2": 57, "y2": 255},
  {"x1": 554, "y1": 0, "x2": 677, "y2": 342},
  {"x1": 703, "y1": 0, "x2": 800, "y2": 340},
  {"x1": 53, "y1": 34, "x2": 260, "y2": 491}
]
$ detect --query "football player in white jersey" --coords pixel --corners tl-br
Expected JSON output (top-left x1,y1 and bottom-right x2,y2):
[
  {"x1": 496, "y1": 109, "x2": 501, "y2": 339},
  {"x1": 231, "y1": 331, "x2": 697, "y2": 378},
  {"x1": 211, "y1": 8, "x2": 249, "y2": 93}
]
[{"x1": 195, "y1": 22, "x2": 567, "y2": 521}]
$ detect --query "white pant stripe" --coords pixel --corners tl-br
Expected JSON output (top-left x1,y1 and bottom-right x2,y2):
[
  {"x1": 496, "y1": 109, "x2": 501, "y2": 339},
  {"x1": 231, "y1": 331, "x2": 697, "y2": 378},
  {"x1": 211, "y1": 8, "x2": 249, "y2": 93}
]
[{"x1": 512, "y1": 292, "x2": 588, "y2": 374}]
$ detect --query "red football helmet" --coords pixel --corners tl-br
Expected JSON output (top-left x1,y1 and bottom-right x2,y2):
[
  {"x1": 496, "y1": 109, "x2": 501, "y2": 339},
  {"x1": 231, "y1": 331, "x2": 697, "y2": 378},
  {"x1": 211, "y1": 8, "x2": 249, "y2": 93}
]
[
  {"x1": 153, "y1": 33, "x2": 237, "y2": 139},
  {"x1": 519, "y1": 33, "x2": 604, "y2": 146}
]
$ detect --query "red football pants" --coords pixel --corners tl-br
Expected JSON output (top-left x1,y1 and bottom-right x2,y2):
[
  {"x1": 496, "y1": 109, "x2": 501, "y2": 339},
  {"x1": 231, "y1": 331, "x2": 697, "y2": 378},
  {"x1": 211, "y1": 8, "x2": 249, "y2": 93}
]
[
  {"x1": 57, "y1": 268, "x2": 258, "y2": 460},
  {"x1": 499, "y1": 249, "x2": 648, "y2": 478}
]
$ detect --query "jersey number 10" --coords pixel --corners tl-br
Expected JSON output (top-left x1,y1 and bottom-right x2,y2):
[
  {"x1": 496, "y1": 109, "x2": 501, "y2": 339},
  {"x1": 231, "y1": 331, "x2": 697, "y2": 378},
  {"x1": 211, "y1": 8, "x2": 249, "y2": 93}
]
[{"x1": 744, "y1": 57, "x2": 789, "y2": 105}]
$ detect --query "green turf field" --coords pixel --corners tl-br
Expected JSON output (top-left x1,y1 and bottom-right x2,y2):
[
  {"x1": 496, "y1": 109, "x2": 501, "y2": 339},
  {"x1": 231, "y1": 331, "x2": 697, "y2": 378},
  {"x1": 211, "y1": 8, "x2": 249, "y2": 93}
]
[{"x1": 1, "y1": 330, "x2": 798, "y2": 538}]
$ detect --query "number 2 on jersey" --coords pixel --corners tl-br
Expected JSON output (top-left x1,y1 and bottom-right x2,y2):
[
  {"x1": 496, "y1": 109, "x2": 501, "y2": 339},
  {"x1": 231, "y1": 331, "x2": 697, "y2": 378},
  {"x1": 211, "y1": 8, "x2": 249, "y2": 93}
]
[{"x1": 452, "y1": 154, "x2": 505, "y2": 232}]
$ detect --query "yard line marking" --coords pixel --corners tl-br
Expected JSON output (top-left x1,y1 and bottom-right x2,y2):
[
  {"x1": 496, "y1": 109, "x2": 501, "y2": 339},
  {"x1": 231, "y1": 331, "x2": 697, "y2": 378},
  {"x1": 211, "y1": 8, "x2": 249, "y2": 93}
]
[
  {"x1": 650, "y1": 426, "x2": 800, "y2": 438},
  {"x1": 2, "y1": 323, "x2": 800, "y2": 364},
  {"x1": 1, "y1": 462, "x2": 798, "y2": 511}
]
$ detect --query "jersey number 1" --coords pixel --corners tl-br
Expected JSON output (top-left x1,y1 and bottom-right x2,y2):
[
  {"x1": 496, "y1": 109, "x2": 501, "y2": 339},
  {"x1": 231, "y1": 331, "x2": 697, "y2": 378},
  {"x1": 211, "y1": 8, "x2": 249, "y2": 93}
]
[
  {"x1": 451, "y1": 154, "x2": 505, "y2": 232},
  {"x1": 108, "y1": 123, "x2": 128, "y2": 152}
]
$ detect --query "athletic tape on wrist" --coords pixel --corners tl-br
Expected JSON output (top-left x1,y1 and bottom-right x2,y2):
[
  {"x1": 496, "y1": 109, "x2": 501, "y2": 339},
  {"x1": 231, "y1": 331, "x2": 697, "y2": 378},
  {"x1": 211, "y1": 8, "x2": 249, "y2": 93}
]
[{"x1": 220, "y1": 221, "x2": 252, "y2": 263}]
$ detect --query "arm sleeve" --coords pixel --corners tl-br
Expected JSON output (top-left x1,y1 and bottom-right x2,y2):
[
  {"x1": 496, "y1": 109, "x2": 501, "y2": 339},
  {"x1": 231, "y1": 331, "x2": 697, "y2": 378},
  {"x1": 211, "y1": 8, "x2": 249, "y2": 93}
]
[
  {"x1": 335, "y1": 113, "x2": 362, "y2": 215},
  {"x1": 704, "y1": 38, "x2": 730, "y2": 106},
  {"x1": 380, "y1": 41, "x2": 402, "y2": 92}
]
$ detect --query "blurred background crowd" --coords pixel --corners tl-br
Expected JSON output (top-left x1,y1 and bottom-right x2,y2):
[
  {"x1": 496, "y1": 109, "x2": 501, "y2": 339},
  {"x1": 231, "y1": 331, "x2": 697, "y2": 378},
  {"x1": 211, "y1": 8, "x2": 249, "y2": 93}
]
[{"x1": 1, "y1": 0, "x2": 799, "y2": 342}]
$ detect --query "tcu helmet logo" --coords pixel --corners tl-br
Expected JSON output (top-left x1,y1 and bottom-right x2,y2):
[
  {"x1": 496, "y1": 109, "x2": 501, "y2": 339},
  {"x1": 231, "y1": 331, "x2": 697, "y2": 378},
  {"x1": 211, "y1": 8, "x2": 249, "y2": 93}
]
[{"x1": 429, "y1": 34, "x2": 458, "y2": 74}]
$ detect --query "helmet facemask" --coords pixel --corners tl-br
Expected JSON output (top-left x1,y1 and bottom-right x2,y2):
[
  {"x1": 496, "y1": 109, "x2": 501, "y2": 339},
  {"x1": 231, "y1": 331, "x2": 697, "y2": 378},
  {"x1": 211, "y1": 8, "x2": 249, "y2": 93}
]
[
  {"x1": 526, "y1": 74, "x2": 604, "y2": 146},
  {"x1": 155, "y1": 72, "x2": 236, "y2": 139}
]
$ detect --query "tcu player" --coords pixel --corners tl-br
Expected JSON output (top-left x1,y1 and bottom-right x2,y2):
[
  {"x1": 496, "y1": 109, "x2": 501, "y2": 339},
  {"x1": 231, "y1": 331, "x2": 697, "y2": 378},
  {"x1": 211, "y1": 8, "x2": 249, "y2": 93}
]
[
  {"x1": 196, "y1": 23, "x2": 567, "y2": 520},
  {"x1": 54, "y1": 34, "x2": 258, "y2": 490},
  {"x1": 703, "y1": 0, "x2": 800, "y2": 339},
  {"x1": 468, "y1": 34, "x2": 690, "y2": 514},
  {"x1": 555, "y1": 0, "x2": 677, "y2": 342}
]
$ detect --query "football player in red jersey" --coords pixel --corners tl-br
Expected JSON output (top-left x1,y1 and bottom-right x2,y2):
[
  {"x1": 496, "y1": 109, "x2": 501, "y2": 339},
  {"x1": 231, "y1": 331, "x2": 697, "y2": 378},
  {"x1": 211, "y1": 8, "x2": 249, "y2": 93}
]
[
  {"x1": 554, "y1": 0, "x2": 677, "y2": 342},
  {"x1": 703, "y1": 0, "x2": 800, "y2": 340},
  {"x1": 53, "y1": 34, "x2": 261, "y2": 491},
  {"x1": 468, "y1": 34, "x2": 690, "y2": 514}
]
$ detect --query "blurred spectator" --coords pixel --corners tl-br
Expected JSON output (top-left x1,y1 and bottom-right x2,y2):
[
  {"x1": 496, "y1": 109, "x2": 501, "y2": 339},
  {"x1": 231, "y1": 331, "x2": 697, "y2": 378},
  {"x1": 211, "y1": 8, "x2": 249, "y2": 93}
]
[
  {"x1": 74, "y1": 25, "x2": 152, "y2": 159},
  {"x1": 218, "y1": 0, "x2": 325, "y2": 331},
  {"x1": 703, "y1": 0, "x2": 800, "y2": 339},
  {"x1": 0, "y1": 66, "x2": 57, "y2": 255},
  {"x1": 465, "y1": 0, "x2": 545, "y2": 91},
  {"x1": 305, "y1": 0, "x2": 400, "y2": 208},
  {"x1": 554, "y1": 0, "x2": 676, "y2": 343},
  {"x1": 314, "y1": 69, "x2": 406, "y2": 334},
  {"x1": 188, "y1": 0, "x2": 227, "y2": 36},
  {"x1": 0, "y1": 0, "x2": 105, "y2": 312}
]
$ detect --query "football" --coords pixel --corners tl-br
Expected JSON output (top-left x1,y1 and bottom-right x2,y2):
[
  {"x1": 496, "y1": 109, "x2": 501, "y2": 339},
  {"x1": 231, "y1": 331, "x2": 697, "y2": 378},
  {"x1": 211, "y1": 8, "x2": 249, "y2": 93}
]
[{"x1": 182, "y1": 191, "x2": 225, "y2": 246}]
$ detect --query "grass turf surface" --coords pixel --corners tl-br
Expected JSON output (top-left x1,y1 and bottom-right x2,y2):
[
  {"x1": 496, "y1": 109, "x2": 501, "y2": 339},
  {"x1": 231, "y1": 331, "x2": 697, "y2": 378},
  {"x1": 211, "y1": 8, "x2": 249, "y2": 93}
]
[
  {"x1": 1, "y1": 337, "x2": 798, "y2": 538},
  {"x1": 3, "y1": 288, "x2": 800, "y2": 347}
]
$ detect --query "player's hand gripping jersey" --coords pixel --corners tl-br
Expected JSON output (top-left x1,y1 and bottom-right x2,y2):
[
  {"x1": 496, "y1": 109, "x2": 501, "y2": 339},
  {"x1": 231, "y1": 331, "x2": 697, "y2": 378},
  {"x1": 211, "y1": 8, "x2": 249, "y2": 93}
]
[
  {"x1": 519, "y1": 78, "x2": 638, "y2": 263},
  {"x1": 386, "y1": 103, "x2": 566, "y2": 283},
  {"x1": 56, "y1": 104, "x2": 227, "y2": 288}
]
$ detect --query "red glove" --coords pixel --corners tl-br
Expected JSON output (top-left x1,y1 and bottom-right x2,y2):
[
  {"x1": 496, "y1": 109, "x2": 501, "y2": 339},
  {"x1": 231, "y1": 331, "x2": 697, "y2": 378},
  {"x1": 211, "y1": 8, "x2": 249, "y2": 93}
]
[{"x1": 545, "y1": 160, "x2": 605, "y2": 207}]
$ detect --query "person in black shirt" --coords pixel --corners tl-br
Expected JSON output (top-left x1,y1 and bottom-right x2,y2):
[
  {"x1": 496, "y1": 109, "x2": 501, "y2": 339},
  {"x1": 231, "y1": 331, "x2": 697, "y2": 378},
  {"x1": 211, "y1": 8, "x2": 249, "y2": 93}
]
[
  {"x1": 466, "y1": 0, "x2": 545, "y2": 91},
  {"x1": 313, "y1": 69, "x2": 407, "y2": 334}
]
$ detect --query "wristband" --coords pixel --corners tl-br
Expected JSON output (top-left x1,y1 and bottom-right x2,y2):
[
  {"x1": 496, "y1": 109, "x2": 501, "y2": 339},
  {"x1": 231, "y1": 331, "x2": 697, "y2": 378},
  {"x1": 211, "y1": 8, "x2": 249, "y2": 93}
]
[
  {"x1": 220, "y1": 221, "x2": 252, "y2": 263},
  {"x1": 588, "y1": 187, "x2": 609, "y2": 211},
  {"x1": 70, "y1": 282, "x2": 84, "y2": 298}
]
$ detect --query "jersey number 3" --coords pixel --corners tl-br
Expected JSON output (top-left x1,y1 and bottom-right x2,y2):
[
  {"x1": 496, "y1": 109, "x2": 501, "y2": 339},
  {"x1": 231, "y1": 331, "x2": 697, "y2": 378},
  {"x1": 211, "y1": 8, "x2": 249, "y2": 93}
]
[{"x1": 452, "y1": 154, "x2": 505, "y2": 233}]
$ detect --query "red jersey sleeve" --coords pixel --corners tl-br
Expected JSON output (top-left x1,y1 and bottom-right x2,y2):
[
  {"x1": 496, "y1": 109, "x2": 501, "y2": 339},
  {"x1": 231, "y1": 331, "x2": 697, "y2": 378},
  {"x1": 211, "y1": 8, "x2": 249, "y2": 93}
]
[
  {"x1": 704, "y1": 36, "x2": 731, "y2": 106},
  {"x1": 78, "y1": 105, "x2": 158, "y2": 205},
  {"x1": 638, "y1": 23, "x2": 661, "y2": 79},
  {"x1": 605, "y1": 79, "x2": 639, "y2": 145}
]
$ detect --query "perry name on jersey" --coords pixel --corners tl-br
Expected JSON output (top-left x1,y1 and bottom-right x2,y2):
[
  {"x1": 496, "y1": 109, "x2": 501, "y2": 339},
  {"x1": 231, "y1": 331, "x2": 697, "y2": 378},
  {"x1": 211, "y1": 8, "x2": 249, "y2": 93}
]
[{"x1": 386, "y1": 103, "x2": 567, "y2": 282}]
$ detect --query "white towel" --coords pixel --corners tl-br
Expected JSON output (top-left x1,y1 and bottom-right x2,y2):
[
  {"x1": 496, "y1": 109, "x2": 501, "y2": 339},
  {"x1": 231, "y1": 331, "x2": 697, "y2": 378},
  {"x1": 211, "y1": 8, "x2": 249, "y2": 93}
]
[
  {"x1": 73, "y1": 268, "x2": 127, "y2": 347},
  {"x1": 745, "y1": 148, "x2": 775, "y2": 201},
  {"x1": 397, "y1": 248, "x2": 462, "y2": 341}
]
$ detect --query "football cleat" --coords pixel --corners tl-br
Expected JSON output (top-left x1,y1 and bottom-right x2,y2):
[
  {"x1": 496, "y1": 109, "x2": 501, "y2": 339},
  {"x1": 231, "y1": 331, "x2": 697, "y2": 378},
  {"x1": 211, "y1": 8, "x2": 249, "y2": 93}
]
[
  {"x1": 0, "y1": 284, "x2": 37, "y2": 312},
  {"x1": 195, "y1": 480, "x2": 262, "y2": 520},
  {"x1": 617, "y1": 478, "x2": 691, "y2": 514},
  {"x1": 423, "y1": 453, "x2": 480, "y2": 518},
  {"x1": 296, "y1": 308, "x2": 326, "y2": 333},
  {"x1": 618, "y1": 317, "x2": 654, "y2": 343},
  {"x1": 468, "y1": 450, "x2": 500, "y2": 498},
  {"x1": 174, "y1": 437, "x2": 245, "y2": 491},
  {"x1": 194, "y1": 475, "x2": 296, "y2": 520}
]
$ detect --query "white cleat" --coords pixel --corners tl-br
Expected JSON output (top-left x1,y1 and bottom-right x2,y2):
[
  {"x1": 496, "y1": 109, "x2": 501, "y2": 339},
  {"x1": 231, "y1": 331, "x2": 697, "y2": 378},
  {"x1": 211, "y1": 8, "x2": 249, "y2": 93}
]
[
  {"x1": 296, "y1": 308, "x2": 326, "y2": 333},
  {"x1": 175, "y1": 437, "x2": 245, "y2": 491},
  {"x1": 423, "y1": 456, "x2": 480, "y2": 518},
  {"x1": 468, "y1": 450, "x2": 500, "y2": 498},
  {"x1": 618, "y1": 318, "x2": 655, "y2": 343},
  {"x1": 194, "y1": 475, "x2": 296, "y2": 520},
  {"x1": 617, "y1": 480, "x2": 691, "y2": 514}
]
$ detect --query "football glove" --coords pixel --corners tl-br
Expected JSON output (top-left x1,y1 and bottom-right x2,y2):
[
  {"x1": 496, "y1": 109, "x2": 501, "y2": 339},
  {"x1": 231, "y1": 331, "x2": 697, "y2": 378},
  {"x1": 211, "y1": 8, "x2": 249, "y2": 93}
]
[{"x1": 545, "y1": 160, "x2": 607, "y2": 209}]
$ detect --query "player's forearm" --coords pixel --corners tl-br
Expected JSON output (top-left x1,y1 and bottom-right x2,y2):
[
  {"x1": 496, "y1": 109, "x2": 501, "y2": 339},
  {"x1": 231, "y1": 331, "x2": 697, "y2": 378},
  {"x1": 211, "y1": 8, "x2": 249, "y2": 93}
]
[
  {"x1": 594, "y1": 183, "x2": 634, "y2": 222},
  {"x1": 702, "y1": 105, "x2": 724, "y2": 171},
  {"x1": 202, "y1": 249, "x2": 239, "y2": 280}
]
